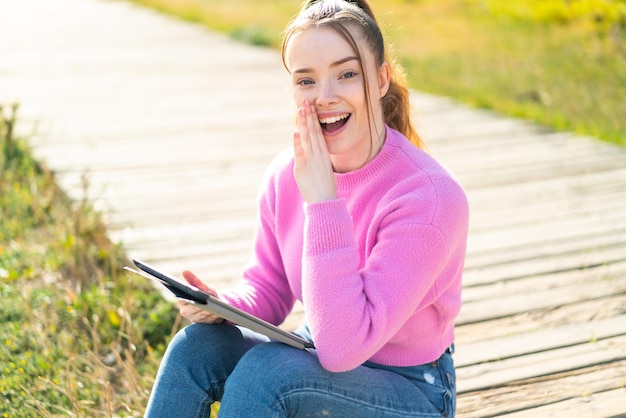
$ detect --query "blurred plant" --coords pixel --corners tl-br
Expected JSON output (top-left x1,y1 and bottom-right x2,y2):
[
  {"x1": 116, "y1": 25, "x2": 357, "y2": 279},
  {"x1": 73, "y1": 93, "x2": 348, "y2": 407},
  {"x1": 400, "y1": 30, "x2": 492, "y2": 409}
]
[
  {"x1": 1, "y1": 103, "x2": 124, "y2": 292},
  {"x1": 231, "y1": 24, "x2": 275, "y2": 47},
  {"x1": 477, "y1": 0, "x2": 626, "y2": 31},
  {"x1": 1, "y1": 104, "x2": 180, "y2": 416}
]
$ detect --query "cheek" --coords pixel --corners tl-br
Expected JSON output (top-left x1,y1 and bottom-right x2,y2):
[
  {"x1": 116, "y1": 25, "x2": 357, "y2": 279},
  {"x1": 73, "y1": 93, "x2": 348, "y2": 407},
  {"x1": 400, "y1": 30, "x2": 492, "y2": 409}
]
[
  {"x1": 346, "y1": 84, "x2": 368, "y2": 112},
  {"x1": 292, "y1": 89, "x2": 314, "y2": 106}
]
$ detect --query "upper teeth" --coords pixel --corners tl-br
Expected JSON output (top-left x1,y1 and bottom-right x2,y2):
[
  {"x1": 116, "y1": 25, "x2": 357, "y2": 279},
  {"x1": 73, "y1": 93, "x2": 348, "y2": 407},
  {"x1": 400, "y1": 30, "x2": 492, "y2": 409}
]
[{"x1": 319, "y1": 113, "x2": 349, "y2": 124}]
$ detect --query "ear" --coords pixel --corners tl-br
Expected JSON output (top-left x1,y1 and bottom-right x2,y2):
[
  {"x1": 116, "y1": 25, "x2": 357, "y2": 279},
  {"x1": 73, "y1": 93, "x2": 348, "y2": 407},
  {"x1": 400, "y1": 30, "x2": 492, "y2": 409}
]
[{"x1": 378, "y1": 62, "x2": 391, "y2": 98}]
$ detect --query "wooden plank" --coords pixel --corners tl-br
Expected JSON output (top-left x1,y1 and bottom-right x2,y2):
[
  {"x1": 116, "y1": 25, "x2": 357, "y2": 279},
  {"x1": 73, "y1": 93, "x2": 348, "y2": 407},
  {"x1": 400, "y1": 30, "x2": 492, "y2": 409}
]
[
  {"x1": 463, "y1": 245, "x2": 626, "y2": 287},
  {"x1": 457, "y1": 158, "x2": 626, "y2": 188},
  {"x1": 467, "y1": 166, "x2": 626, "y2": 206},
  {"x1": 466, "y1": 225, "x2": 626, "y2": 269},
  {"x1": 500, "y1": 387, "x2": 626, "y2": 418},
  {"x1": 461, "y1": 260, "x2": 626, "y2": 304},
  {"x1": 468, "y1": 192, "x2": 626, "y2": 231},
  {"x1": 456, "y1": 335, "x2": 626, "y2": 393},
  {"x1": 456, "y1": 315, "x2": 626, "y2": 367},
  {"x1": 445, "y1": 136, "x2": 626, "y2": 167},
  {"x1": 460, "y1": 276, "x2": 626, "y2": 325},
  {"x1": 458, "y1": 361, "x2": 626, "y2": 417},
  {"x1": 456, "y1": 294, "x2": 626, "y2": 344},
  {"x1": 467, "y1": 222, "x2": 626, "y2": 265}
]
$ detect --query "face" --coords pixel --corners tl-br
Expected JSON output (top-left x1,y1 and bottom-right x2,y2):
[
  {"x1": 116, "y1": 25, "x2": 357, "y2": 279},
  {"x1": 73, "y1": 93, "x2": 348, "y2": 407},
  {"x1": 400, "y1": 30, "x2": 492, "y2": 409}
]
[{"x1": 284, "y1": 26, "x2": 390, "y2": 171}]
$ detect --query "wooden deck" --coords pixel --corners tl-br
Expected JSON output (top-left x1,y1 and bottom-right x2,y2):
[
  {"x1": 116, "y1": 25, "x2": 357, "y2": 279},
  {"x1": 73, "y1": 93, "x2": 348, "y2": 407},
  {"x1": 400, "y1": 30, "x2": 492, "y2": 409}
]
[{"x1": 2, "y1": 0, "x2": 625, "y2": 416}]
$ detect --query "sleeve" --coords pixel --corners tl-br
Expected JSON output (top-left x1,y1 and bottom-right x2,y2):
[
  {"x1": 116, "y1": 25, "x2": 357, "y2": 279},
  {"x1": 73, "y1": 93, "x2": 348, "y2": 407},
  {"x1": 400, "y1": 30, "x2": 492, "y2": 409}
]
[
  {"x1": 302, "y1": 178, "x2": 469, "y2": 372},
  {"x1": 218, "y1": 156, "x2": 296, "y2": 326}
]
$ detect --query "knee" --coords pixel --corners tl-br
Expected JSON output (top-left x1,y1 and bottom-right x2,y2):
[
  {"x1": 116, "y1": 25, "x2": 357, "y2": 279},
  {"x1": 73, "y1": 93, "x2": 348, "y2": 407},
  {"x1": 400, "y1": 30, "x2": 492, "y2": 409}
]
[
  {"x1": 164, "y1": 323, "x2": 242, "y2": 366},
  {"x1": 165, "y1": 323, "x2": 214, "y2": 359},
  {"x1": 164, "y1": 323, "x2": 271, "y2": 373}
]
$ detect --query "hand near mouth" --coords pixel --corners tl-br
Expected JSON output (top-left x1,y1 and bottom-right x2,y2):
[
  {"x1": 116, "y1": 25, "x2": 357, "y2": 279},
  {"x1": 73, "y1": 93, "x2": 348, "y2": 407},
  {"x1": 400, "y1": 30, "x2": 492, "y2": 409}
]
[{"x1": 293, "y1": 100, "x2": 338, "y2": 203}]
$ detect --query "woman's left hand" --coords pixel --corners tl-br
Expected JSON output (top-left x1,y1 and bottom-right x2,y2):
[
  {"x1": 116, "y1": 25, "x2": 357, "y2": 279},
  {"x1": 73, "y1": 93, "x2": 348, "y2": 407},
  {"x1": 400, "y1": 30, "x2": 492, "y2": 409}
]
[
  {"x1": 293, "y1": 100, "x2": 337, "y2": 203},
  {"x1": 177, "y1": 270, "x2": 224, "y2": 324}
]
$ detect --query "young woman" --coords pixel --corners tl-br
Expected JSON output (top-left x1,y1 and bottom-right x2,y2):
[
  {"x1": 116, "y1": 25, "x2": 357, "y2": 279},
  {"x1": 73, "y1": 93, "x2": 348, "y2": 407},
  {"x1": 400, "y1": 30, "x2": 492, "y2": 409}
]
[{"x1": 145, "y1": 0, "x2": 469, "y2": 416}]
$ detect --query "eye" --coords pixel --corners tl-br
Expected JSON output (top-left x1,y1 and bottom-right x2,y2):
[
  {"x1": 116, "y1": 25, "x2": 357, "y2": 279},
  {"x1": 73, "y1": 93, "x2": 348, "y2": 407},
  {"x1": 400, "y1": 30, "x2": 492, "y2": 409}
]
[
  {"x1": 296, "y1": 78, "x2": 314, "y2": 86},
  {"x1": 341, "y1": 71, "x2": 358, "y2": 80}
]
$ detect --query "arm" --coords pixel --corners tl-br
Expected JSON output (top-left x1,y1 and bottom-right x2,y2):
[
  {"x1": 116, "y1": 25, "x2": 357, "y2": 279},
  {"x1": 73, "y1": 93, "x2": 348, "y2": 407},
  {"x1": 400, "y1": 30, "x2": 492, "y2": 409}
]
[
  {"x1": 301, "y1": 189, "x2": 468, "y2": 372},
  {"x1": 218, "y1": 153, "x2": 297, "y2": 326}
]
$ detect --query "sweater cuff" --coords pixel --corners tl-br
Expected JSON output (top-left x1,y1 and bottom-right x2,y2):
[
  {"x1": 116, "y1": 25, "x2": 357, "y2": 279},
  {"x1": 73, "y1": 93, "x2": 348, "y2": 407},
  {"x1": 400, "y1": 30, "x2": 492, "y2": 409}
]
[{"x1": 303, "y1": 199, "x2": 354, "y2": 255}]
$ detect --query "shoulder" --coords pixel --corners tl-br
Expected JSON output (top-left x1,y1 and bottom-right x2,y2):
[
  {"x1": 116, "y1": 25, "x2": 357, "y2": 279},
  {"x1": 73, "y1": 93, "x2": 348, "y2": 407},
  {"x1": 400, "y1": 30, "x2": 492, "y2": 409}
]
[
  {"x1": 385, "y1": 128, "x2": 464, "y2": 196},
  {"x1": 265, "y1": 147, "x2": 294, "y2": 177},
  {"x1": 255, "y1": 148, "x2": 298, "y2": 209},
  {"x1": 381, "y1": 128, "x2": 469, "y2": 226},
  {"x1": 259, "y1": 148, "x2": 295, "y2": 189}
]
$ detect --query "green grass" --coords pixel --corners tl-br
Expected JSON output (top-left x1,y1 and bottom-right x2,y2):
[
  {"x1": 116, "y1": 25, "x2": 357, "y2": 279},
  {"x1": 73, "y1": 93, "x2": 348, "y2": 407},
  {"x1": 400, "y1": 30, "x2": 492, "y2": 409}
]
[
  {"x1": 127, "y1": 0, "x2": 626, "y2": 147},
  {"x1": 0, "y1": 104, "x2": 181, "y2": 416}
]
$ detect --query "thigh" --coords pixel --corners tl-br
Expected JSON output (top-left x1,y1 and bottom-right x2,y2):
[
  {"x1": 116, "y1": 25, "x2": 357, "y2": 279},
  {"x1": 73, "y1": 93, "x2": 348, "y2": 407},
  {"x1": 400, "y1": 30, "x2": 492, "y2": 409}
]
[
  {"x1": 161, "y1": 322, "x2": 270, "y2": 384},
  {"x1": 145, "y1": 323, "x2": 269, "y2": 418},
  {"x1": 220, "y1": 343, "x2": 450, "y2": 417}
]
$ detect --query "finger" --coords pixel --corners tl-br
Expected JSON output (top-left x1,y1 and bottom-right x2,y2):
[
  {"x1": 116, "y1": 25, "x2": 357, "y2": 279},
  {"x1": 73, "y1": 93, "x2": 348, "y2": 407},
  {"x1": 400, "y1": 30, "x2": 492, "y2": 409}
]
[
  {"x1": 296, "y1": 105, "x2": 312, "y2": 156},
  {"x1": 301, "y1": 99, "x2": 321, "y2": 151},
  {"x1": 179, "y1": 302, "x2": 222, "y2": 324},
  {"x1": 301, "y1": 103, "x2": 328, "y2": 160},
  {"x1": 182, "y1": 270, "x2": 210, "y2": 292},
  {"x1": 306, "y1": 104, "x2": 326, "y2": 155},
  {"x1": 293, "y1": 130, "x2": 305, "y2": 163},
  {"x1": 178, "y1": 302, "x2": 198, "y2": 320}
]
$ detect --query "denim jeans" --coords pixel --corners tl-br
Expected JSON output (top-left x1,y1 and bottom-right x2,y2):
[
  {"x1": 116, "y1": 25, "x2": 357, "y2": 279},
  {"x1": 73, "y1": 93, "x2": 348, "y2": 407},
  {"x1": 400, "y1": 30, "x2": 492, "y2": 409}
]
[{"x1": 144, "y1": 323, "x2": 456, "y2": 417}]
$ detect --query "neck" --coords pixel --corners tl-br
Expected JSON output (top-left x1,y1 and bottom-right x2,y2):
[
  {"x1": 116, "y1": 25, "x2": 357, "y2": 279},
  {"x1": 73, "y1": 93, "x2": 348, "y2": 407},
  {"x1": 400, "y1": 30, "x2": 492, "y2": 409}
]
[{"x1": 331, "y1": 124, "x2": 386, "y2": 173}]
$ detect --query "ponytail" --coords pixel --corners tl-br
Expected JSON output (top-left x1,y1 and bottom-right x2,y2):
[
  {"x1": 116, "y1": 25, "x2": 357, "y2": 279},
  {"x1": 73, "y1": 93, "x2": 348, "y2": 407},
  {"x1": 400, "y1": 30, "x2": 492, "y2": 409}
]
[{"x1": 383, "y1": 61, "x2": 425, "y2": 150}]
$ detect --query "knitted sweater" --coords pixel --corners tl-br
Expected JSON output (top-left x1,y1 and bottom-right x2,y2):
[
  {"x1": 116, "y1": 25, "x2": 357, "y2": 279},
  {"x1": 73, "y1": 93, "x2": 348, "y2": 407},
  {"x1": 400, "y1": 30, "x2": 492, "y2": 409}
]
[{"x1": 219, "y1": 126, "x2": 469, "y2": 372}]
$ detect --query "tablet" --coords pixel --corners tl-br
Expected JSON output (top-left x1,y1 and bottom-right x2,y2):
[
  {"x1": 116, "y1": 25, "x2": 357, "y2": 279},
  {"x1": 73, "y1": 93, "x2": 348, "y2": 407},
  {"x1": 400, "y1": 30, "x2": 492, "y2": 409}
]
[{"x1": 124, "y1": 258, "x2": 314, "y2": 350}]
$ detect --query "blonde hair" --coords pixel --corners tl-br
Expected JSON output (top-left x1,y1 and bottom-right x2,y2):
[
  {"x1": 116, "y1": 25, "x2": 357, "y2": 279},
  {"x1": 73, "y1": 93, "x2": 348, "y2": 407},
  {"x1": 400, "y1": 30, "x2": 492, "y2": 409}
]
[{"x1": 281, "y1": 0, "x2": 425, "y2": 150}]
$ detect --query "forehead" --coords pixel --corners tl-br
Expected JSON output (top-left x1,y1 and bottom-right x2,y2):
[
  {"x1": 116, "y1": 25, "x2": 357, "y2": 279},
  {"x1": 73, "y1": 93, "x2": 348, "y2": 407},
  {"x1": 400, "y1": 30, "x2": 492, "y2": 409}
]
[{"x1": 285, "y1": 26, "x2": 366, "y2": 72}]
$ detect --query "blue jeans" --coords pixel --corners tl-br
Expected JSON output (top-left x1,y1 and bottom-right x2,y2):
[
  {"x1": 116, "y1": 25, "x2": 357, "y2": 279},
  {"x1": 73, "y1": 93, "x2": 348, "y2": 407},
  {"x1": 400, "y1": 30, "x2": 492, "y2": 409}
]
[{"x1": 144, "y1": 323, "x2": 456, "y2": 417}]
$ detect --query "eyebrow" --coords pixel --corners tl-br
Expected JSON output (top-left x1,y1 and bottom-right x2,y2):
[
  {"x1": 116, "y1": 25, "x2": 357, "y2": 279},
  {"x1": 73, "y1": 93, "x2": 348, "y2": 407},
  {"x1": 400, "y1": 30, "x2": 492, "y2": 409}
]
[{"x1": 292, "y1": 56, "x2": 359, "y2": 74}]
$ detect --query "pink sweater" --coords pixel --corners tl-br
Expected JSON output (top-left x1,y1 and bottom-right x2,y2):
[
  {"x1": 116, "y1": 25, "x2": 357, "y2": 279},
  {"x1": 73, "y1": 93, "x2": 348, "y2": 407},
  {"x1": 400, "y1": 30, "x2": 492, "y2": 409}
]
[{"x1": 220, "y1": 126, "x2": 469, "y2": 372}]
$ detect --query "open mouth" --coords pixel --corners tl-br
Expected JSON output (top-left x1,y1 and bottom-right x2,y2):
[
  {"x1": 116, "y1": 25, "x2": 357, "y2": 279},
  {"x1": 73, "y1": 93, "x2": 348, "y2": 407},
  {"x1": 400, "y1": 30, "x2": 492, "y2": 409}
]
[{"x1": 319, "y1": 113, "x2": 351, "y2": 134}]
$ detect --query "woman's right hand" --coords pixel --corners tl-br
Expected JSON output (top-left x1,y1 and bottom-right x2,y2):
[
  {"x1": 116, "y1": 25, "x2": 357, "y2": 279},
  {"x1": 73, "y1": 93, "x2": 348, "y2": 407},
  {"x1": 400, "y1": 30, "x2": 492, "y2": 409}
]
[
  {"x1": 293, "y1": 99, "x2": 337, "y2": 203},
  {"x1": 176, "y1": 270, "x2": 224, "y2": 324}
]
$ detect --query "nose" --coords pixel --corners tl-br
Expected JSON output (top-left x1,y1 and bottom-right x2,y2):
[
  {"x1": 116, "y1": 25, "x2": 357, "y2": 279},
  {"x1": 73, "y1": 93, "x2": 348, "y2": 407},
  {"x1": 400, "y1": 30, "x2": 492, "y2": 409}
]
[{"x1": 315, "y1": 80, "x2": 339, "y2": 107}]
